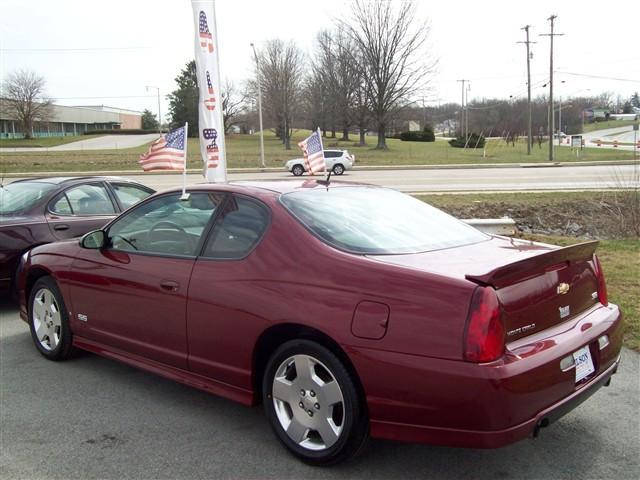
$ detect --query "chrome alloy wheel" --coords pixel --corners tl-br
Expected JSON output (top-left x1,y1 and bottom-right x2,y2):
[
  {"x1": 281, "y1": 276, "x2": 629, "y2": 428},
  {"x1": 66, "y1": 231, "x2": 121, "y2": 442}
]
[
  {"x1": 272, "y1": 354, "x2": 345, "y2": 451},
  {"x1": 31, "y1": 288, "x2": 62, "y2": 351}
]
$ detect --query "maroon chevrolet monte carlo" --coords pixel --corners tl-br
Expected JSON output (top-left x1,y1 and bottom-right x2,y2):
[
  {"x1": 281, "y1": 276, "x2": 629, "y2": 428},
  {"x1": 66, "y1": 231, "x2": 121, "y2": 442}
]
[
  {"x1": 17, "y1": 180, "x2": 623, "y2": 465},
  {"x1": 0, "y1": 176, "x2": 154, "y2": 298}
]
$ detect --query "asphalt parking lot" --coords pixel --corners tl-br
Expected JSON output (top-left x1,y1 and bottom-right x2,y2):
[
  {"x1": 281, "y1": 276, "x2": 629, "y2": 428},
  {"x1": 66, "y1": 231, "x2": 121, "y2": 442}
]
[{"x1": 1, "y1": 299, "x2": 638, "y2": 479}]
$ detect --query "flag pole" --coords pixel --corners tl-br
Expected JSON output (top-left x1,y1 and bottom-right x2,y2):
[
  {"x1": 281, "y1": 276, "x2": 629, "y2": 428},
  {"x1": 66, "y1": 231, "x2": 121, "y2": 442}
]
[{"x1": 181, "y1": 122, "x2": 190, "y2": 200}]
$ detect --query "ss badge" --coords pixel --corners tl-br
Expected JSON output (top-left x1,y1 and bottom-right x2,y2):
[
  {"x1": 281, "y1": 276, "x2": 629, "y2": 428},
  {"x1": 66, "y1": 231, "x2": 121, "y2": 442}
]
[{"x1": 559, "y1": 305, "x2": 570, "y2": 319}]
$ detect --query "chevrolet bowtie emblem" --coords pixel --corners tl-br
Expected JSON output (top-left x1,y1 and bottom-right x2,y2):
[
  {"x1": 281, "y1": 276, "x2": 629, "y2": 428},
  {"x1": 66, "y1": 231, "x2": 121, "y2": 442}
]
[{"x1": 557, "y1": 283, "x2": 570, "y2": 295}]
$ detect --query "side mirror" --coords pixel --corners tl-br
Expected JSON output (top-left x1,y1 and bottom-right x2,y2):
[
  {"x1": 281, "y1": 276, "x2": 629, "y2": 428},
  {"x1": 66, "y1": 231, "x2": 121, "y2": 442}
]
[{"x1": 80, "y1": 230, "x2": 106, "y2": 249}]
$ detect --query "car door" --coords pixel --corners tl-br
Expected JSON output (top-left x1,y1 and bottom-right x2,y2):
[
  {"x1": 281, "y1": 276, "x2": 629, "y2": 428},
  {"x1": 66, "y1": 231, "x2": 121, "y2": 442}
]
[
  {"x1": 46, "y1": 182, "x2": 119, "y2": 240},
  {"x1": 68, "y1": 192, "x2": 224, "y2": 369},
  {"x1": 186, "y1": 194, "x2": 271, "y2": 388}
]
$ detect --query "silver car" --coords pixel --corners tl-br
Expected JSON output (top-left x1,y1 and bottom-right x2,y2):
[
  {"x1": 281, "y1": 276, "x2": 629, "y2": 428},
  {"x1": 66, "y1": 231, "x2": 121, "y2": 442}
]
[{"x1": 285, "y1": 150, "x2": 355, "y2": 176}]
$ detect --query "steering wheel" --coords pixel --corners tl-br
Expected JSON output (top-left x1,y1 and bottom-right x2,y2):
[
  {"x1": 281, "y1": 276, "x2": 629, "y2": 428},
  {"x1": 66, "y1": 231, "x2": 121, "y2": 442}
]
[
  {"x1": 149, "y1": 221, "x2": 187, "y2": 237},
  {"x1": 148, "y1": 221, "x2": 195, "y2": 254}
]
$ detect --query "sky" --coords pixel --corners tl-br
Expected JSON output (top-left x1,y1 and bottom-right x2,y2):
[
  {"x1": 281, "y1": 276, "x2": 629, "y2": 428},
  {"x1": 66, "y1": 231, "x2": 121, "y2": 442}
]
[{"x1": 1, "y1": 0, "x2": 639, "y2": 122}]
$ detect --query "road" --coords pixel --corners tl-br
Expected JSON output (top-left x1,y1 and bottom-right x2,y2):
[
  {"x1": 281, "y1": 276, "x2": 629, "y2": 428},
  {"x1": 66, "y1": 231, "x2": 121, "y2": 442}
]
[
  {"x1": 573, "y1": 125, "x2": 640, "y2": 151},
  {"x1": 119, "y1": 164, "x2": 640, "y2": 193},
  {"x1": 0, "y1": 134, "x2": 159, "y2": 153},
  {"x1": 1, "y1": 300, "x2": 638, "y2": 479}
]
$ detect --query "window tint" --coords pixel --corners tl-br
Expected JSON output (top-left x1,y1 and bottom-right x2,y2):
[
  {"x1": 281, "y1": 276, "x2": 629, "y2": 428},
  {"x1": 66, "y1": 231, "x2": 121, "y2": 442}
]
[
  {"x1": 50, "y1": 194, "x2": 73, "y2": 215},
  {"x1": 61, "y1": 184, "x2": 116, "y2": 215},
  {"x1": 324, "y1": 151, "x2": 340, "y2": 158},
  {"x1": 281, "y1": 187, "x2": 488, "y2": 254},
  {"x1": 108, "y1": 192, "x2": 223, "y2": 256},
  {"x1": 111, "y1": 183, "x2": 152, "y2": 210},
  {"x1": 0, "y1": 182, "x2": 57, "y2": 214},
  {"x1": 203, "y1": 196, "x2": 269, "y2": 259}
]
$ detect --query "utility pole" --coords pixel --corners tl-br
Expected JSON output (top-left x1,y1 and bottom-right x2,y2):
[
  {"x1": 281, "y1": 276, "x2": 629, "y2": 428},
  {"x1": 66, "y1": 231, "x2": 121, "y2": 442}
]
[
  {"x1": 145, "y1": 85, "x2": 162, "y2": 135},
  {"x1": 250, "y1": 43, "x2": 266, "y2": 168},
  {"x1": 457, "y1": 79, "x2": 468, "y2": 138},
  {"x1": 540, "y1": 15, "x2": 564, "y2": 161},
  {"x1": 465, "y1": 83, "x2": 470, "y2": 139},
  {"x1": 518, "y1": 25, "x2": 535, "y2": 155}
]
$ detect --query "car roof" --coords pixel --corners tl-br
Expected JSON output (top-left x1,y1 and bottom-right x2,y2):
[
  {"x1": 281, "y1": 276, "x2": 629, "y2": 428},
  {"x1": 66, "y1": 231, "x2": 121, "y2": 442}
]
[
  {"x1": 161, "y1": 179, "x2": 369, "y2": 196},
  {"x1": 9, "y1": 176, "x2": 146, "y2": 186}
]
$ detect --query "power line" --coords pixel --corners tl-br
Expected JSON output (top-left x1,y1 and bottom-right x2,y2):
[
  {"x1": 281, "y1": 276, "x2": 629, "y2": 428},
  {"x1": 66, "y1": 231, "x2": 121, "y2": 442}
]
[
  {"x1": 555, "y1": 71, "x2": 640, "y2": 83},
  {"x1": 0, "y1": 46, "x2": 162, "y2": 52},
  {"x1": 53, "y1": 95, "x2": 160, "y2": 100}
]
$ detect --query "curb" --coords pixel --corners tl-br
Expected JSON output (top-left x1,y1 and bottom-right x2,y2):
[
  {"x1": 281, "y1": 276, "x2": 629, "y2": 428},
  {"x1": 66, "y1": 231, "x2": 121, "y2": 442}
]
[{"x1": 2, "y1": 159, "x2": 638, "y2": 178}]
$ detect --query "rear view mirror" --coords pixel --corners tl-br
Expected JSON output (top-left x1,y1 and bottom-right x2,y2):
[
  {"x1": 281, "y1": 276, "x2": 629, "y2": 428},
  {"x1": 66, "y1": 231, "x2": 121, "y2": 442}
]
[{"x1": 80, "y1": 230, "x2": 106, "y2": 249}]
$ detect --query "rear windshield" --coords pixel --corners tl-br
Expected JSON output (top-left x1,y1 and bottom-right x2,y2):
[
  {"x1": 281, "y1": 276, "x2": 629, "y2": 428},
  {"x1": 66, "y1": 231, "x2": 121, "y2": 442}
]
[
  {"x1": 280, "y1": 186, "x2": 488, "y2": 254},
  {"x1": 0, "y1": 182, "x2": 58, "y2": 215}
]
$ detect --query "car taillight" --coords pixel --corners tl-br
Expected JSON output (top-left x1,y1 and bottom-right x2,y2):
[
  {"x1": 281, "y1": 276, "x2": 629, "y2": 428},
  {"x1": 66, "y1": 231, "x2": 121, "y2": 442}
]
[
  {"x1": 463, "y1": 287, "x2": 504, "y2": 363},
  {"x1": 593, "y1": 254, "x2": 608, "y2": 306}
]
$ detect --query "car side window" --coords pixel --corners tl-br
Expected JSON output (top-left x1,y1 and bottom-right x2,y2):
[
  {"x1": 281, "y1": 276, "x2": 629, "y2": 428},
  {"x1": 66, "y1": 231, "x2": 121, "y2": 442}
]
[
  {"x1": 111, "y1": 183, "x2": 153, "y2": 210},
  {"x1": 202, "y1": 195, "x2": 270, "y2": 259},
  {"x1": 108, "y1": 192, "x2": 223, "y2": 256},
  {"x1": 50, "y1": 194, "x2": 73, "y2": 215},
  {"x1": 324, "y1": 151, "x2": 338, "y2": 158},
  {"x1": 51, "y1": 184, "x2": 116, "y2": 216}
]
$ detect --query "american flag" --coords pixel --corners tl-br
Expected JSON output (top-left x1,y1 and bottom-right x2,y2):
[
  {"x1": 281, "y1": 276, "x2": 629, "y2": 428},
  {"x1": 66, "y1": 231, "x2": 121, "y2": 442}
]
[
  {"x1": 139, "y1": 126, "x2": 187, "y2": 172},
  {"x1": 199, "y1": 11, "x2": 214, "y2": 53},
  {"x1": 298, "y1": 129, "x2": 325, "y2": 175}
]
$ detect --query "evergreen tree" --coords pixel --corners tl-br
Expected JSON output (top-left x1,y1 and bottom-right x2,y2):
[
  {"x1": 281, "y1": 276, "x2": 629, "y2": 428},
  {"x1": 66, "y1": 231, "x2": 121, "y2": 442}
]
[
  {"x1": 141, "y1": 109, "x2": 159, "y2": 130},
  {"x1": 167, "y1": 60, "x2": 198, "y2": 136}
]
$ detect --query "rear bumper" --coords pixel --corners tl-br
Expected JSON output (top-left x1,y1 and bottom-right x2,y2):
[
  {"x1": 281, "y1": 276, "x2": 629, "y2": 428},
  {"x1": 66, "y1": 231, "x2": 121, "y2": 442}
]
[
  {"x1": 369, "y1": 353, "x2": 620, "y2": 448},
  {"x1": 349, "y1": 303, "x2": 623, "y2": 448}
]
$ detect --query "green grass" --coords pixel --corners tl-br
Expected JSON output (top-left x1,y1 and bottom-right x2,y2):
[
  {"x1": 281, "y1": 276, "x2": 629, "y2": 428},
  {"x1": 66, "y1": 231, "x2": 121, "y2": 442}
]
[
  {"x1": 0, "y1": 130, "x2": 635, "y2": 173},
  {"x1": 0, "y1": 135, "x2": 102, "y2": 148},
  {"x1": 523, "y1": 235, "x2": 639, "y2": 352},
  {"x1": 414, "y1": 191, "x2": 601, "y2": 208},
  {"x1": 582, "y1": 120, "x2": 639, "y2": 133}
]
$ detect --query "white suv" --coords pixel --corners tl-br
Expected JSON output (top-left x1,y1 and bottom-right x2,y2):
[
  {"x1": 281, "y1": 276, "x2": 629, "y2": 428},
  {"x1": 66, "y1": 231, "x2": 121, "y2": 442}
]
[{"x1": 285, "y1": 150, "x2": 355, "y2": 176}]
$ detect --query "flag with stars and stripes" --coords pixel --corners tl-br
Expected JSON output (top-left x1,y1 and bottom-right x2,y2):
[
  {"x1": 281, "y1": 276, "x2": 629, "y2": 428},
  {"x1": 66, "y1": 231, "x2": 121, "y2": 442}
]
[
  {"x1": 298, "y1": 128, "x2": 325, "y2": 175},
  {"x1": 139, "y1": 125, "x2": 187, "y2": 172}
]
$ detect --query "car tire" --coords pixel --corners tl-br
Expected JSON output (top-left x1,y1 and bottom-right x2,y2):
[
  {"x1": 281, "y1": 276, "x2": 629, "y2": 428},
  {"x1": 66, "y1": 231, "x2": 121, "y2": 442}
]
[
  {"x1": 262, "y1": 339, "x2": 368, "y2": 466},
  {"x1": 292, "y1": 165, "x2": 305, "y2": 176},
  {"x1": 28, "y1": 276, "x2": 75, "y2": 361},
  {"x1": 332, "y1": 164, "x2": 345, "y2": 175}
]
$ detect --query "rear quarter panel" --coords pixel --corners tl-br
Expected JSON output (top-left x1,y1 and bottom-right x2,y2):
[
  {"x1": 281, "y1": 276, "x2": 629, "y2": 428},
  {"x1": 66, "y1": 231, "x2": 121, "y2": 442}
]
[{"x1": 186, "y1": 196, "x2": 476, "y2": 391}]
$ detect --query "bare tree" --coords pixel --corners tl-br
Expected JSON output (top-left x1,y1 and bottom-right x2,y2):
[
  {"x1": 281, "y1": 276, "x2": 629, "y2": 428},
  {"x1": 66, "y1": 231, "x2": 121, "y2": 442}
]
[
  {"x1": 258, "y1": 39, "x2": 305, "y2": 150},
  {"x1": 2, "y1": 69, "x2": 53, "y2": 139},
  {"x1": 339, "y1": 0, "x2": 436, "y2": 149},
  {"x1": 315, "y1": 30, "x2": 360, "y2": 141},
  {"x1": 221, "y1": 79, "x2": 246, "y2": 133}
]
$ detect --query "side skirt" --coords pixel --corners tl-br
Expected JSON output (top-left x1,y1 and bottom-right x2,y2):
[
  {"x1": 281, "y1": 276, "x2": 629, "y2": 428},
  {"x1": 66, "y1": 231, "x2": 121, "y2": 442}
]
[{"x1": 73, "y1": 336, "x2": 255, "y2": 406}]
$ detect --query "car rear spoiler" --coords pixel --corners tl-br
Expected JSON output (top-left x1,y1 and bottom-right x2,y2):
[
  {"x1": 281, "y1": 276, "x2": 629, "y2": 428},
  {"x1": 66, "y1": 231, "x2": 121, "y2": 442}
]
[{"x1": 465, "y1": 241, "x2": 599, "y2": 289}]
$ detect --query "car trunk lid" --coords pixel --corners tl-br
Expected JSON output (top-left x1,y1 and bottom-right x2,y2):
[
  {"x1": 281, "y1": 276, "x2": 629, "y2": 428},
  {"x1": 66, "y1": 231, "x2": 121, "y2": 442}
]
[{"x1": 368, "y1": 237, "x2": 602, "y2": 342}]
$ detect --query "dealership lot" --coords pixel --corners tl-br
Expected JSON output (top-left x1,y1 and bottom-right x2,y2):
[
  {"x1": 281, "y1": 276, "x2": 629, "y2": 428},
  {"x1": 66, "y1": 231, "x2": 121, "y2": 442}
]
[{"x1": 1, "y1": 300, "x2": 638, "y2": 479}]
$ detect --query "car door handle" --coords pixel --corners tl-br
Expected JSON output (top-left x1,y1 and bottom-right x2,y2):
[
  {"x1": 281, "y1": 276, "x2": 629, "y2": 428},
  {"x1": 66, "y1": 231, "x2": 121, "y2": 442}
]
[
  {"x1": 159, "y1": 280, "x2": 180, "y2": 293},
  {"x1": 53, "y1": 224, "x2": 70, "y2": 231}
]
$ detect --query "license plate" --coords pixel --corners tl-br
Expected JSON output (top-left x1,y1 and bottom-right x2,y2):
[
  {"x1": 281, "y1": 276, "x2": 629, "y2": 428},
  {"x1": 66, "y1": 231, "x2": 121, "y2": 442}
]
[{"x1": 573, "y1": 346, "x2": 595, "y2": 383}]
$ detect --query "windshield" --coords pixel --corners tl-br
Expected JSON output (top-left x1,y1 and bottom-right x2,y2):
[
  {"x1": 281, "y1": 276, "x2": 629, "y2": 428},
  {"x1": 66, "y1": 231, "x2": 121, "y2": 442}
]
[
  {"x1": 280, "y1": 186, "x2": 488, "y2": 254},
  {"x1": 0, "y1": 182, "x2": 58, "y2": 215}
]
